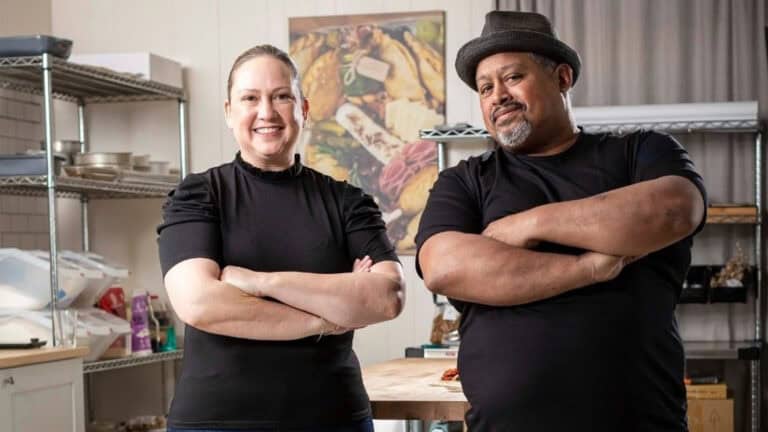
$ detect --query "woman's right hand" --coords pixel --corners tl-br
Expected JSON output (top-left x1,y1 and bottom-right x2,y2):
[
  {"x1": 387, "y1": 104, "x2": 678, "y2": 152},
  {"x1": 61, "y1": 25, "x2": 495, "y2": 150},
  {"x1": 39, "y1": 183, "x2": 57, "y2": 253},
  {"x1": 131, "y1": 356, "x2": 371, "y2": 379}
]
[
  {"x1": 353, "y1": 255, "x2": 372, "y2": 273},
  {"x1": 221, "y1": 265, "x2": 265, "y2": 297},
  {"x1": 314, "y1": 316, "x2": 361, "y2": 339},
  {"x1": 310, "y1": 256, "x2": 373, "y2": 339}
]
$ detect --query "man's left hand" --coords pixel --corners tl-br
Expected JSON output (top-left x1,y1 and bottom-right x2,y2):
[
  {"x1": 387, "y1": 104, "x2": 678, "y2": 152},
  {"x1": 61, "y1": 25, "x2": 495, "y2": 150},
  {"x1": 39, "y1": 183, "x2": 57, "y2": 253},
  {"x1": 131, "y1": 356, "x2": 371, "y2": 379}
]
[{"x1": 482, "y1": 212, "x2": 539, "y2": 248}]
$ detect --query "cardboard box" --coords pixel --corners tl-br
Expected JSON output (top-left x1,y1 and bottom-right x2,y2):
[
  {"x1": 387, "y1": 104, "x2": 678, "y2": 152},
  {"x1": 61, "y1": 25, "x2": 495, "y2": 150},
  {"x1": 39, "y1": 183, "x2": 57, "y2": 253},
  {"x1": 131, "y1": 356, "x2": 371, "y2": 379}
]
[
  {"x1": 686, "y1": 384, "x2": 728, "y2": 399},
  {"x1": 687, "y1": 399, "x2": 734, "y2": 432},
  {"x1": 69, "y1": 52, "x2": 182, "y2": 88}
]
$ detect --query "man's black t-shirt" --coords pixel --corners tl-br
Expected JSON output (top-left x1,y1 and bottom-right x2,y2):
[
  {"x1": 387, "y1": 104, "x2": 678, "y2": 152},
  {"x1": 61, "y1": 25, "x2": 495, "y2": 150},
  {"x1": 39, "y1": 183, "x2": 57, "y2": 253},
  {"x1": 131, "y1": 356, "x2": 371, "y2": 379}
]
[
  {"x1": 416, "y1": 130, "x2": 706, "y2": 432},
  {"x1": 157, "y1": 153, "x2": 399, "y2": 430}
]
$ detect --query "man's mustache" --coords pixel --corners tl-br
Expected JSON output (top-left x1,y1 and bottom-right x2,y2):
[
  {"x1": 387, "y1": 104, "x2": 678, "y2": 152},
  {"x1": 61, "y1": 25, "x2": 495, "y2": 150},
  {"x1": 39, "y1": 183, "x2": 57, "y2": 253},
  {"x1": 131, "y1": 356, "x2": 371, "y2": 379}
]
[{"x1": 492, "y1": 101, "x2": 526, "y2": 123}]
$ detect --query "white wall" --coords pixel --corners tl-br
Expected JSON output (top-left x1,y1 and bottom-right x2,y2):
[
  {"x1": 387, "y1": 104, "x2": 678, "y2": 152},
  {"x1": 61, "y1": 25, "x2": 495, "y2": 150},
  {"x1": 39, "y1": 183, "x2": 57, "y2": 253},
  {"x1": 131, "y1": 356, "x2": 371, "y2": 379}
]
[
  {"x1": 45, "y1": 0, "x2": 494, "y2": 425},
  {"x1": 0, "y1": 0, "x2": 50, "y2": 36}
]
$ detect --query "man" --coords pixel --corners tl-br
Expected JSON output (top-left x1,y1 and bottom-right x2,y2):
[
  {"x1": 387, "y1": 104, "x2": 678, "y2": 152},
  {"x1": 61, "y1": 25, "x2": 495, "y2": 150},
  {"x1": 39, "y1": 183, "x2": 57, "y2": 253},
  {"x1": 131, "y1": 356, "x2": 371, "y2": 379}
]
[{"x1": 416, "y1": 11, "x2": 706, "y2": 431}]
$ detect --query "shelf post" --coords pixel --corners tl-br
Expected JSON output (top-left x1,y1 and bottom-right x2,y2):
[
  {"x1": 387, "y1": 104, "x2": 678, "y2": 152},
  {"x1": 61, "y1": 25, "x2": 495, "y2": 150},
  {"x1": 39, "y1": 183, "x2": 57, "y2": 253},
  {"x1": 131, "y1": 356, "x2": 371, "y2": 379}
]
[
  {"x1": 77, "y1": 102, "x2": 90, "y2": 252},
  {"x1": 437, "y1": 141, "x2": 446, "y2": 172},
  {"x1": 753, "y1": 130, "x2": 763, "y2": 432},
  {"x1": 41, "y1": 53, "x2": 61, "y2": 346},
  {"x1": 178, "y1": 98, "x2": 189, "y2": 179}
]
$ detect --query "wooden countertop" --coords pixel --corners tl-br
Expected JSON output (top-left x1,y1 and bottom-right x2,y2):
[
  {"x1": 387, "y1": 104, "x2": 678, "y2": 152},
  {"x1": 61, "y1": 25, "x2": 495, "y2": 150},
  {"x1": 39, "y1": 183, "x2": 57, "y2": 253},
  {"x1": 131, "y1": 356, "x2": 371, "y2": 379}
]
[
  {"x1": 362, "y1": 358, "x2": 469, "y2": 421},
  {"x1": 0, "y1": 346, "x2": 89, "y2": 369}
]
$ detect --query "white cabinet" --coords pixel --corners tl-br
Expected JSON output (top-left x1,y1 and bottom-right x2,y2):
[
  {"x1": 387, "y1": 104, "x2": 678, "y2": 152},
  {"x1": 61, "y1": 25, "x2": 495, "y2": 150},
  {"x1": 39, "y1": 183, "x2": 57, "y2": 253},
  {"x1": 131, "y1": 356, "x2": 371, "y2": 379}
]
[{"x1": 0, "y1": 358, "x2": 84, "y2": 432}]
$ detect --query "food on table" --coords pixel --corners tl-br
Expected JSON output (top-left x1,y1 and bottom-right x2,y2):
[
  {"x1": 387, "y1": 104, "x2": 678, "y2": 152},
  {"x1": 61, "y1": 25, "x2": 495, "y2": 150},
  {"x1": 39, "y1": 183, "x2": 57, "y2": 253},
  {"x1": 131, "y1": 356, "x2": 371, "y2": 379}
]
[{"x1": 441, "y1": 367, "x2": 460, "y2": 381}]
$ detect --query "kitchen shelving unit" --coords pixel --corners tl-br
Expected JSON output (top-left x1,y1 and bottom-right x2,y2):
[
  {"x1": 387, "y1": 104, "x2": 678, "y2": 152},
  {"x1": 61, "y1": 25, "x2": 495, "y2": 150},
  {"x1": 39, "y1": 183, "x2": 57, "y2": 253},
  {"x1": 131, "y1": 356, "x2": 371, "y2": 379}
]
[
  {"x1": 0, "y1": 52, "x2": 189, "y2": 424},
  {"x1": 0, "y1": 53, "x2": 188, "y2": 341},
  {"x1": 420, "y1": 101, "x2": 763, "y2": 432},
  {"x1": 83, "y1": 350, "x2": 184, "y2": 375},
  {"x1": 0, "y1": 175, "x2": 175, "y2": 199}
]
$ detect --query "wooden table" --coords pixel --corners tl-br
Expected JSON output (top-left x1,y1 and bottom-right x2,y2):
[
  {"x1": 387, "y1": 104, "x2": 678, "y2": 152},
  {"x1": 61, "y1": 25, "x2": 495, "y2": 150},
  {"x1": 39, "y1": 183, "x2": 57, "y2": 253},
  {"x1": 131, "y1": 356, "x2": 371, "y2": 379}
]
[
  {"x1": 362, "y1": 358, "x2": 469, "y2": 423},
  {"x1": 0, "y1": 346, "x2": 89, "y2": 369}
]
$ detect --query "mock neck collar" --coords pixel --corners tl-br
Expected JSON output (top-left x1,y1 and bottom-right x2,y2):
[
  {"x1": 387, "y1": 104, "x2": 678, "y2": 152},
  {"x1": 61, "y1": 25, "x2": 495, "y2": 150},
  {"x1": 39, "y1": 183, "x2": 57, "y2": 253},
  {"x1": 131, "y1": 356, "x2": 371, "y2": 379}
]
[{"x1": 235, "y1": 152, "x2": 303, "y2": 181}]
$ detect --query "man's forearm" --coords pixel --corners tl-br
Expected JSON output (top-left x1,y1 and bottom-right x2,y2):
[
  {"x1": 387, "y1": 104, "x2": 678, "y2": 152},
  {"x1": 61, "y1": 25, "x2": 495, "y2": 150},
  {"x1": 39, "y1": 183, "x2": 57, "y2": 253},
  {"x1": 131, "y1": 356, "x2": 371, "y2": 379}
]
[
  {"x1": 223, "y1": 264, "x2": 404, "y2": 328},
  {"x1": 420, "y1": 232, "x2": 595, "y2": 306},
  {"x1": 490, "y1": 176, "x2": 704, "y2": 256}
]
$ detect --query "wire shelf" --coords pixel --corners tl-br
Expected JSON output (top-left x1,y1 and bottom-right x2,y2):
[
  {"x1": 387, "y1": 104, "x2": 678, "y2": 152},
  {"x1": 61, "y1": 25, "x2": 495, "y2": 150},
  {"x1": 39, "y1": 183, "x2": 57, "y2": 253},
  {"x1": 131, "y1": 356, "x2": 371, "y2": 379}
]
[
  {"x1": 707, "y1": 215, "x2": 759, "y2": 224},
  {"x1": 0, "y1": 175, "x2": 176, "y2": 199},
  {"x1": 581, "y1": 120, "x2": 761, "y2": 134},
  {"x1": 0, "y1": 56, "x2": 184, "y2": 103},
  {"x1": 684, "y1": 341, "x2": 761, "y2": 360},
  {"x1": 409, "y1": 341, "x2": 760, "y2": 361},
  {"x1": 706, "y1": 205, "x2": 759, "y2": 224},
  {"x1": 83, "y1": 350, "x2": 183, "y2": 374},
  {"x1": 420, "y1": 120, "x2": 762, "y2": 142},
  {"x1": 420, "y1": 127, "x2": 490, "y2": 142}
]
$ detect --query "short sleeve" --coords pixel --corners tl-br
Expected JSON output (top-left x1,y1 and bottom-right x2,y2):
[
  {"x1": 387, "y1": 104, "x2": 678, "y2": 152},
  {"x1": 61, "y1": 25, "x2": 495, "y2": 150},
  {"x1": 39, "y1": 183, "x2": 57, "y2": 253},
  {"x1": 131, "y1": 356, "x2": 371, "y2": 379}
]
[
  {"x1": 157, "y1": 173, "x2": 221, "y2": 276},
  {"x1": 631, "y1": 131, "x2": 708, "y2": 233},
  {"x1": 414, "y1": 162, "x2": 483, "y2": 278},
  {"x1": 343, "y1": 185, "x2": 399, "y2": 264}
]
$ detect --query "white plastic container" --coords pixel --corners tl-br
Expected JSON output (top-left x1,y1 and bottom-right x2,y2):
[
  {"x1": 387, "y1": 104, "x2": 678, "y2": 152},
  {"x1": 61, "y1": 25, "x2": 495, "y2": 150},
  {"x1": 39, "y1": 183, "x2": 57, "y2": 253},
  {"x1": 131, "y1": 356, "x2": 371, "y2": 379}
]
[
  {"x1": 60, "y1": 251, "x2": 130, "y2": 308},
  {"x1": 0, "y1": 248, "x2": 98, "y2": 309},
  {"x1": 29, "y1": 250, "x2": 104, "y2": 308},
  {"x1": 0, "y1": 308, "x2": 130, "y2": 361},
  {"x1": 0, "y1": 308, "x2": 86, "y2": 348},
  {"x1": 77, "y1": 308, "x2": 131, "y2": 361}
]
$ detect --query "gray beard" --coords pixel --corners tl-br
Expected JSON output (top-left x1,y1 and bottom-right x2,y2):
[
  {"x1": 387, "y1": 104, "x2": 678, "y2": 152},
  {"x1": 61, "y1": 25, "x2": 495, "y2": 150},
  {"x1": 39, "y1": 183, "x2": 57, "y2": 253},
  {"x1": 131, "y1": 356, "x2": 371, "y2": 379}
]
[{"x1": 497, "y1": 119, "x2": 532, "y2": 151}]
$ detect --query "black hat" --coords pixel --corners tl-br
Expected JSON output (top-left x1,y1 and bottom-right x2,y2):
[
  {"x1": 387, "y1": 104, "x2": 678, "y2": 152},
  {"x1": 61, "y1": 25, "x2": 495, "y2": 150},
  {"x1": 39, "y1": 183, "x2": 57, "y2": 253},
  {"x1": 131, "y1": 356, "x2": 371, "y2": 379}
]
[{"x1": 455, "y1": 11, "x2": 581, "y2": 91}]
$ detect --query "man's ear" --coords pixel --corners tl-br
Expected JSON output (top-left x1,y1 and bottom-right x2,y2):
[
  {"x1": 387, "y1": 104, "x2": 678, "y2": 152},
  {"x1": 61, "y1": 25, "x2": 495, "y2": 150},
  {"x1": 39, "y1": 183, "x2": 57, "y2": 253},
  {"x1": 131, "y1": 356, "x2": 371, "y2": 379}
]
[{"x1": 556, "y1": 64, "x2": 574, "y2": 93}]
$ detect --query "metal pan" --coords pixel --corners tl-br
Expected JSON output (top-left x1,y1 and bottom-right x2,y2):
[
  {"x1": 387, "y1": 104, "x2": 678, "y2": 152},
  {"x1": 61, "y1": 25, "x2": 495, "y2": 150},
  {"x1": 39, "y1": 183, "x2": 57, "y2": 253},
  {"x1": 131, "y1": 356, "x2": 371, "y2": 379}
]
[{"x1": 73, "y1": 152, "x2": 132, "y2": 168}]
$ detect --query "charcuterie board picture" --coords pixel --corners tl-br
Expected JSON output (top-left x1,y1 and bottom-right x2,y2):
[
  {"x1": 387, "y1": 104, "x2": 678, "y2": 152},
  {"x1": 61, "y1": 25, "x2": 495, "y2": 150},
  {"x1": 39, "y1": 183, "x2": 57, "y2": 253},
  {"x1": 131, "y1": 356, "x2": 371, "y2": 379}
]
[{"x1": 290, "y1": 11, "x2": 445, "y2": 254}]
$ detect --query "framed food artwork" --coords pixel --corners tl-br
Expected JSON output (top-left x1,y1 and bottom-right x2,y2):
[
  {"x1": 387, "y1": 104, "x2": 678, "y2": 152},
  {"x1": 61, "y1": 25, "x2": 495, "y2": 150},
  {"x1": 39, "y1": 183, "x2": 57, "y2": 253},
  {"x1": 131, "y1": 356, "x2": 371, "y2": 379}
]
[{"x1": 289, "y1": 11, "x2": 445, "y2": 254}]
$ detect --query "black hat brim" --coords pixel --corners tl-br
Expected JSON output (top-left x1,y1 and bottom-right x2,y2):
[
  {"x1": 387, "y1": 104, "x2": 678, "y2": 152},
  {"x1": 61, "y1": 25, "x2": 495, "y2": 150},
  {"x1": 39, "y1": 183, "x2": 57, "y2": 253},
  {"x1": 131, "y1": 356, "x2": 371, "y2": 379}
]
[{"x1": 455, "y1": 30, "x2": 581, "y2": 91}]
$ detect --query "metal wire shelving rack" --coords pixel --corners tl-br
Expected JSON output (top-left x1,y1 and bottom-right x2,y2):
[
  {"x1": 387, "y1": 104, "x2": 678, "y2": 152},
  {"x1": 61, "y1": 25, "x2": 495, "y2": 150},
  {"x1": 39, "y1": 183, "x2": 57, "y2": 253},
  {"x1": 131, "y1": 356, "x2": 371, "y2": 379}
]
[
  {"x1": 0, "y1": 53, "x2": 190, "y2": 424},
  {"x1": 83, "y1": 350, "x2": 183, "y2": 374},
  {"x1": 0, "y1": 53, "x2": 188, "y2": 343}
]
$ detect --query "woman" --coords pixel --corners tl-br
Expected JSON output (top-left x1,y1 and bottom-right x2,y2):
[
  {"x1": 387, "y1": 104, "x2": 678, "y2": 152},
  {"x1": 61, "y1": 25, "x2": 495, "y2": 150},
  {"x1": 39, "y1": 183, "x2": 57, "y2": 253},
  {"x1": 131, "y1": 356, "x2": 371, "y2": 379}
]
[{"x1": 158, "y1": 44, "x2": 405, "y2": 432}]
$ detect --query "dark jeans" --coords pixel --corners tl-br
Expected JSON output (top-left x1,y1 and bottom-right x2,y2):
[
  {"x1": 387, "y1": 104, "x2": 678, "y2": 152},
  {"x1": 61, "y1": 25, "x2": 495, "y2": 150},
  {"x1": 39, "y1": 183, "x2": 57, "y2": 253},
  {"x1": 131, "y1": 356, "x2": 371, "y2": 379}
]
[{"x1": 167, "y1": 417, "x2": 375, "y2": 432}]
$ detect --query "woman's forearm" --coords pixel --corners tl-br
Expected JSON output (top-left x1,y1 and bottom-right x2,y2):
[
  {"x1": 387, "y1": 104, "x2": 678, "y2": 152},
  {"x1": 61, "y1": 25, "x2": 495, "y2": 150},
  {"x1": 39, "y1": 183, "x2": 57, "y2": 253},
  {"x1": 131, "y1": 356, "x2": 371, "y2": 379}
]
[
  {"x1": 222, "y1": 262, "x2": 405, "y2": 328},
  {"x1": 165, "y1": 258, "x2": 328, "y2": 341}
]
